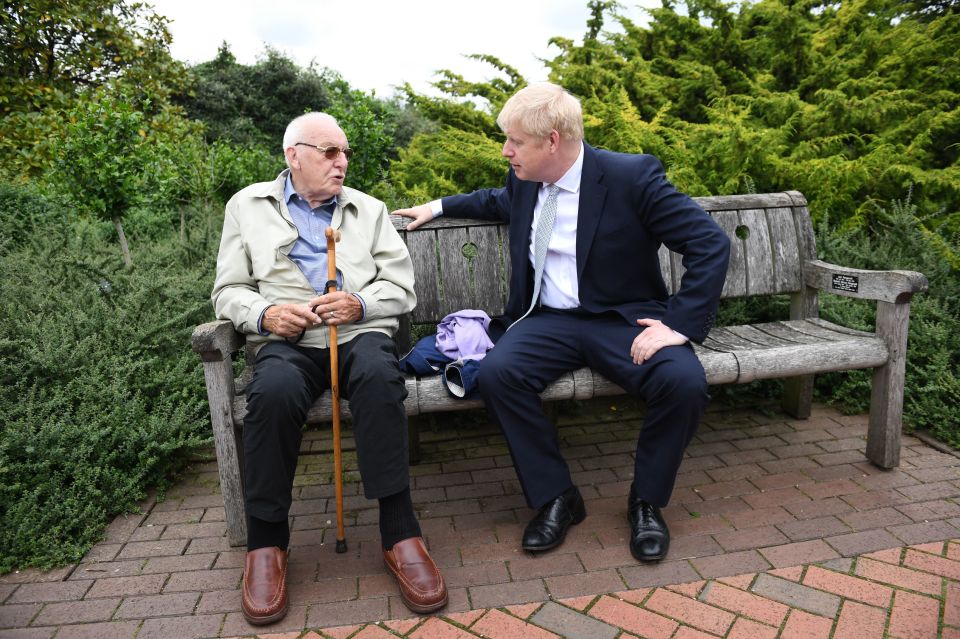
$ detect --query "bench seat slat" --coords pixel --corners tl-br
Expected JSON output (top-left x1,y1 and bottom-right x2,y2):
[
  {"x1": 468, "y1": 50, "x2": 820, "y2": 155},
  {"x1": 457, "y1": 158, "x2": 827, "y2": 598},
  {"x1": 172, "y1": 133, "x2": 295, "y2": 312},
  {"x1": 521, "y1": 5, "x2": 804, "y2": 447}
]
[
  {"x1": 749, "y1": 321, "x2": 823, "y2": 344},
  {"x1": 707, "y1": 327, "x2": 771, "y2": 350},
  {"x1": 229, "y1": 320, "x2": 886, "y2": 426},
  {"x1": 723, "y1": 324, "x2": 794, "y2": 347},
  {"x1": 788, "y1": 317, "x2": 877, "y2": 340}
]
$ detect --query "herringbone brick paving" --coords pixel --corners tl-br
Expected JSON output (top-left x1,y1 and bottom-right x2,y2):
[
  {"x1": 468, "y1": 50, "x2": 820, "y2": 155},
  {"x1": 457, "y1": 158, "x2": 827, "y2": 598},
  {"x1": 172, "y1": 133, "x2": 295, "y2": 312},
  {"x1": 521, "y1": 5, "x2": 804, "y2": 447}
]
[{"x1": 2, "y1": 399, "x2": 959, "y2": 638}]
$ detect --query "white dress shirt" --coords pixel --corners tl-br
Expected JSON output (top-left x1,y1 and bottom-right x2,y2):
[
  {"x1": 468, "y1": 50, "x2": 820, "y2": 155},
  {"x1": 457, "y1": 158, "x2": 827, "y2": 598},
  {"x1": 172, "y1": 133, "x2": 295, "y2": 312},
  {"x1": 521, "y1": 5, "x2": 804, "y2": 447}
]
[{"x1": 532, "y1": 144, "x2": 584, "y2": 309}]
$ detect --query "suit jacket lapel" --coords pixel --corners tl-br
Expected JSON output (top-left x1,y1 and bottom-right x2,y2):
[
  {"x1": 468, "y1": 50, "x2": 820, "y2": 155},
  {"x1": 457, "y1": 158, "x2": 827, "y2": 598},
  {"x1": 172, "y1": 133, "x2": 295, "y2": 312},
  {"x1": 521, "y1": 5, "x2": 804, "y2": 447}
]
[
  {"x1": 510, "y1": 176, "x2": 540, "y2": 311},
  {"x1": 512, "y1": 176, "x2": 538, "y2": 238},
  {"x1": 576, "y1": 144, "x2": 607, "y2": 280}
]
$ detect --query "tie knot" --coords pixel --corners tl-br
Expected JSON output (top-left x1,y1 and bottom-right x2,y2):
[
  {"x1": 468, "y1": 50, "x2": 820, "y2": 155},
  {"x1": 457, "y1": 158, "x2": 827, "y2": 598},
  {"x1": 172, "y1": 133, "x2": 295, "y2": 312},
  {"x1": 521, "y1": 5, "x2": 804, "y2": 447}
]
[{"x1": 547, "y1": 184, "x2": 560, "y2": 197}]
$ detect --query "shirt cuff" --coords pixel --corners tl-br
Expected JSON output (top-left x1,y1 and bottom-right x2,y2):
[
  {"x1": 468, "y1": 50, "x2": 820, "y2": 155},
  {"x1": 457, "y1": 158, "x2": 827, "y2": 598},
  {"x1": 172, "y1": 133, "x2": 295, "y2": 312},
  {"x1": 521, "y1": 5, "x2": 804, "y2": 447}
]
[
  {"x1": 429, "y1": 199, "x2": 443, "y2": 217},
  {"x1": 257, "y1": 305, "x2": 273, "y2": 336},
  {"x1": 352, "y1": 293, "x2": 367, "y2": 320},
  {"x1": 672, "y1": 329, "x2": 688, "y2": 343}
]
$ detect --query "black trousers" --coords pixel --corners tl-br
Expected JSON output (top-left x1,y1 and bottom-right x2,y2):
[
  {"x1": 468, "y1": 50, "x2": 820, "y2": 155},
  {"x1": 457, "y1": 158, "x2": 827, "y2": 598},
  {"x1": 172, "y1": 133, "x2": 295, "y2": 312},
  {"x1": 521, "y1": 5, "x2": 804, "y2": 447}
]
[
  {"x1": 478, "y1": 308, "x2": 709, "y2": 510},
  {"x1": 243, "y1": 332, "x2": 410, "y2": 523}
]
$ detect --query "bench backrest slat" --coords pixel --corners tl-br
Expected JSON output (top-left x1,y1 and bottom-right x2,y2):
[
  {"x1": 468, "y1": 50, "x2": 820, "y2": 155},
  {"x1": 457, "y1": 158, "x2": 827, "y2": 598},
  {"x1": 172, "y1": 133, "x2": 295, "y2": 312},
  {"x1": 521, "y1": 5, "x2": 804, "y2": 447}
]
[{"x1": 393, "y1": 191, "x2": 815, "y2": 326}]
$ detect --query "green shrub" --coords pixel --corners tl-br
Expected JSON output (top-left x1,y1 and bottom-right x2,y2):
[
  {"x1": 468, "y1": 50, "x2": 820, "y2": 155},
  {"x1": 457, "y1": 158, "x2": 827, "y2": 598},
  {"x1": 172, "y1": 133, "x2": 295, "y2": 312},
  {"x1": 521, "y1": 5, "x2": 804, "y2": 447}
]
[
  {"x1": 0, "y1": 206, "x2": 216, "y2": 571},
  {"x1": 209, "y1": 141, "x2": 285, "y2": 203},
  {"x1": 0, "y1": 182, "x2": 72, "y2": 253}
]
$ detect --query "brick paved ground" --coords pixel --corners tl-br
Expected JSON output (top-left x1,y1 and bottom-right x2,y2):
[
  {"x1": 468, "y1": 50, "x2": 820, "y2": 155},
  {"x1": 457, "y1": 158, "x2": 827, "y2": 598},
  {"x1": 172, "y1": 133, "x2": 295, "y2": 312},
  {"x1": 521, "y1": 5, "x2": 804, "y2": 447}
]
[{"x1": 2, "y1": 398, "x2": 960, "y2": 638}]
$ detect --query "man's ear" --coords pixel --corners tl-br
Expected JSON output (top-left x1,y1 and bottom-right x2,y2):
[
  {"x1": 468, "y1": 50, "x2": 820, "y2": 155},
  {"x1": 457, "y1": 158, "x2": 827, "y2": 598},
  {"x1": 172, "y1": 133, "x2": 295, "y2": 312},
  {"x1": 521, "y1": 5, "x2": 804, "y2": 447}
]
[
  {"x1": 548, "y1": 129, "x2": 561, "y2": 152},
  {"x1": 284, "y1": 146, "x2": 298, "y2": 169}
]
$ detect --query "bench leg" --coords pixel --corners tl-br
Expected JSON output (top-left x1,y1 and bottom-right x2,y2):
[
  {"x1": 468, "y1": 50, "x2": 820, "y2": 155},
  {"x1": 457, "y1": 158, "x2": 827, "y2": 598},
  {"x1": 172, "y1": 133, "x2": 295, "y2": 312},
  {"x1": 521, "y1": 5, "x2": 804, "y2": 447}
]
[
  {"x1": 215, "y1": 427, "x2": 247, "y2": 547},
  {"x1": 866, "y1": 301, "x2": 910, "y2": 469},
  {"x1": 784, "y1": 288, "x2": 817, "y2": 419},
  {"x1": 201, "y1": 356, "x2": 247, "y2": 547},
  {"x1": 782, "y1": 375, "x2": 814, "y2": 419}
]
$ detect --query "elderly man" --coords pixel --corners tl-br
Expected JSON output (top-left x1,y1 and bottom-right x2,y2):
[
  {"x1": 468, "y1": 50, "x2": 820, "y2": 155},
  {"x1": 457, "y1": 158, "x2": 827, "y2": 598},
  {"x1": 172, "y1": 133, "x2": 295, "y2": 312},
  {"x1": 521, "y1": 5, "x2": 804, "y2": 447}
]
[
  {"x1": 213, "y1": 113, "x2": 447, "y2": 625},
  {"x1": 395, "y1": 83, "x2": 730, "y2": 563}
]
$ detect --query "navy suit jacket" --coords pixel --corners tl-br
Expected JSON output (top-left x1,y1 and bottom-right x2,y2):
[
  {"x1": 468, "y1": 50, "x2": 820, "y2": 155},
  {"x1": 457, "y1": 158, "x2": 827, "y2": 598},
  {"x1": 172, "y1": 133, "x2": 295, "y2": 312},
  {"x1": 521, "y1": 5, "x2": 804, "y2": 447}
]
[{"x1": 441, "y1": 144, "x2": 731, "y2": 344}]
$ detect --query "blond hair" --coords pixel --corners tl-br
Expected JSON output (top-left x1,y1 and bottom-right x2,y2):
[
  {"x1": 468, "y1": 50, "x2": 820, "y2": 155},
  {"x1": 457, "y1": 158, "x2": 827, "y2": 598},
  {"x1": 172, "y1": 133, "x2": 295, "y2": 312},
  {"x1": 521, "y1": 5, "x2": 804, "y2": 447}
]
[{"x1": 496, "y1": 82, "x2": 584, "y2": 142}]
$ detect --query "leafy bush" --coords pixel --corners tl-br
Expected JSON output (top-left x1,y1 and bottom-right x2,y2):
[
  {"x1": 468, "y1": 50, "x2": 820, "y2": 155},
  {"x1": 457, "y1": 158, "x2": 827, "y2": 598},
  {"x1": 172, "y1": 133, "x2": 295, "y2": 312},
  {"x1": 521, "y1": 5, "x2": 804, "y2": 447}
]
[
  {"x1": 375, "y1": 127, "x2": 507, "y2": 203},
  {"x1": 0, "y1": 0, "x2": 186, "y2": 181},
  {"x1": 209, "y1": 141, "x2": 285, "y2": 204},
  {"x1": 0, "y1": 186, "x2": 216, "y2": 571},
  {"x1": 174, "y1": 45, "x2": 339, "y2": 148},
  {"x1": 53, "y1": 87, "x2": 158, "y2": 267},
  {"x1": 0, "y1": 183, "x2": 72, "y2": 253}
]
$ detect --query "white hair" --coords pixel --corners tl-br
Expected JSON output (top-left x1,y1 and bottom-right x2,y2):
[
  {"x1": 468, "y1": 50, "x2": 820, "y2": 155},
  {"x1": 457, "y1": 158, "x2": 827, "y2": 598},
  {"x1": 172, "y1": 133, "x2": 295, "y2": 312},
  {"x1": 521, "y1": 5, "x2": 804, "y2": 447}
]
[{"x1": 282, "y1": 112, "x2": 341, "y2": 163}]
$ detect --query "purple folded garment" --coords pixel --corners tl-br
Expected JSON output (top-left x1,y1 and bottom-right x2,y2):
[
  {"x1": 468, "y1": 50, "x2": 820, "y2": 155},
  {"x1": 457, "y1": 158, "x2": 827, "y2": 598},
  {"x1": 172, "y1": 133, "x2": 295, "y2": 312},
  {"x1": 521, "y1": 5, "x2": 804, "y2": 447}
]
[{"x1": 435, "y1": 309, "x2": 494, "y2": 360}]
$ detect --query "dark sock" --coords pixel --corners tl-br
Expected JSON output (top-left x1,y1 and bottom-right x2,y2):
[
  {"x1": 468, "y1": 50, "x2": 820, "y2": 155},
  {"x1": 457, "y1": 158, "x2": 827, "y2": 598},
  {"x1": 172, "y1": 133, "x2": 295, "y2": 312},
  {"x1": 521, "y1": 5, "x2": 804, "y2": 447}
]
[
  {"x1": 247, "y1": 515, "x2": 289, "y2": 552},
  {"x1": 378, "y1": 486, "x2": 421, "y2": 550}
]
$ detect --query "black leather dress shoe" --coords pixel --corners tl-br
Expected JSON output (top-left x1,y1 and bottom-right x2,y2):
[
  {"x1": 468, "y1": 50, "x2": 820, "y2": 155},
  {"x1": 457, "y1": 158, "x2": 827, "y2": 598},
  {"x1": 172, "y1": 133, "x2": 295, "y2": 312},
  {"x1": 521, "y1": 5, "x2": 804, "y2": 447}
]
[
  {"x1": 522, "y1": 486, "x2": 586, "y2": 552},
  {"x1": 628, "y1": 489, "x2": 670, "y2": 563}
]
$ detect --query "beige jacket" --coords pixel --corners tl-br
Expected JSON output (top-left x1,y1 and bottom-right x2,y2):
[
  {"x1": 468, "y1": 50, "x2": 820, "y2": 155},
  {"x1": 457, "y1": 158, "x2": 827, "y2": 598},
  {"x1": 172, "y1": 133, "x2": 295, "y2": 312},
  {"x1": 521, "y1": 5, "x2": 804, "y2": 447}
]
[{"x1": 212, "y1": 170, "x2": 416, "y2": 350}]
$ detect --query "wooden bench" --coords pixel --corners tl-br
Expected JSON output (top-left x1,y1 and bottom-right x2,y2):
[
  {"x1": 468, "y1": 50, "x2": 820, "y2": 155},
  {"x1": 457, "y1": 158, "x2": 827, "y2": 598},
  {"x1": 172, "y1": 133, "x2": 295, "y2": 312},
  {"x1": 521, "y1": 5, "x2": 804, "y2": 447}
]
[{"x1": 192, "y1": 191, "x2": 928, "y2": 546}]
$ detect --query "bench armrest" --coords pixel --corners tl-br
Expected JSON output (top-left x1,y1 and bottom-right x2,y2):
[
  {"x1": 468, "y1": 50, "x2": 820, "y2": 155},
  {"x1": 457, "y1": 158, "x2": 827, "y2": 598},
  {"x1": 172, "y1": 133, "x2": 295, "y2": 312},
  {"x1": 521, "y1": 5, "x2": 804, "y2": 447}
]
[
  {"x1": 191, "y1": 320, "x2": 244, "y2": 362},
  {"x1": 803, "y1": 260, "x2": 928, "y2": 304}
]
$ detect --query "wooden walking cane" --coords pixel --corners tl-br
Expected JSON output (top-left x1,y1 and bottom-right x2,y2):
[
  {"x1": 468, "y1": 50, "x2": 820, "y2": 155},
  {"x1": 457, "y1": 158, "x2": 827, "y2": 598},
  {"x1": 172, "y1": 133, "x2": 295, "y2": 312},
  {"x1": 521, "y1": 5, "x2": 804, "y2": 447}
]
[{"x1": 324, "y1": 227, "x2": 348, "y2": 554}]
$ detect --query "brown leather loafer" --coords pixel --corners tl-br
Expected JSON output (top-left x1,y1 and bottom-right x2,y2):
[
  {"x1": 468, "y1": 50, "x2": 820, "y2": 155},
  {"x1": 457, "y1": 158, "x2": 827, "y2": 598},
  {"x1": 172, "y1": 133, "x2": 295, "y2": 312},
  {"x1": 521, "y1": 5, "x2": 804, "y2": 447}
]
[
  {"x1": 383, "y1": 537, "x2": 448, "y2": 614},
  {"x1": 242, "y1": 546, "x2": 289, "y2": 625}
]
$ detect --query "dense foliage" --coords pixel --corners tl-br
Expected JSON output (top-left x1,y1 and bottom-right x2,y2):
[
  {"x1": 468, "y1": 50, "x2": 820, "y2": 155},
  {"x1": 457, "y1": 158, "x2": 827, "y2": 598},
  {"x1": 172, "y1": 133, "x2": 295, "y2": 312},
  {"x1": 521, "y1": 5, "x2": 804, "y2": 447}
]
[
  {"x1": 1, "y1": 0, "x2": 957, "y2": 572},
  {"x1": 0, "y1": 0, "x2": 186, "y2": 178},
  {"x1": 173, "y1": 44, "x2": 433, "y2": 194},
  {"x1": 386, "y1": 1, "x2": 959, "y2": 222},
  {"x1": 0, "y1": 184, "x2": 215, "y2": 571}
]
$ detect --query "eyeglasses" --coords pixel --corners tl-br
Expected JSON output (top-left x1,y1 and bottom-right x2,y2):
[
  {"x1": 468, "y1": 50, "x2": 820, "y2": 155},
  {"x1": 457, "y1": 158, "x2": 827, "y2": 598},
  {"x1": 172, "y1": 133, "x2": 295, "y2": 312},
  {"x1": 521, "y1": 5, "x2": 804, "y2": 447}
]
[{"x1": 295, "y1": 142, "x2": 353, "y2": 161}]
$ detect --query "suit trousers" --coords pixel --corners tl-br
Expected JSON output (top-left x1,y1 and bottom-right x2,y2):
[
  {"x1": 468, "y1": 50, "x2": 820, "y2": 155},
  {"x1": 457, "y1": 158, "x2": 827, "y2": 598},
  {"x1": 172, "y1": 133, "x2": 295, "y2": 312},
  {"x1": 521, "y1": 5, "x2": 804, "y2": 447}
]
[
  {"x1": 478, "y1": 308, "x2": 708, "y2": 509},
  {"x1": 243, "y1": 332, "x2": 410, "y2": 522}
]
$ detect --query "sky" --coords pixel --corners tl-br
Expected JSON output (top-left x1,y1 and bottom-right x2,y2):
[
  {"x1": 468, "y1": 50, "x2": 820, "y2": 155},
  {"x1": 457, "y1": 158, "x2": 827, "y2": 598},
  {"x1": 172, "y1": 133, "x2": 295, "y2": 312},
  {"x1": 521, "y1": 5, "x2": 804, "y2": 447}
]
[{"x1": 146, "y1": 0, "x2": 658, "y2": 98}]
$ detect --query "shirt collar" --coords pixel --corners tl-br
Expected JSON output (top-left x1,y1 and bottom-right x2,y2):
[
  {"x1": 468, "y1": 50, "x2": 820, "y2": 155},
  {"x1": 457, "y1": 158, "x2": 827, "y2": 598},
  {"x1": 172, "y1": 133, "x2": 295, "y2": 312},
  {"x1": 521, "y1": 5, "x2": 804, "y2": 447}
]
[
  {"x1": 544, "y1": 142, "x2": 584, "y2": 194},
  {"x1": 284, "y1": 173, "x2": 337, "y2": 209}
]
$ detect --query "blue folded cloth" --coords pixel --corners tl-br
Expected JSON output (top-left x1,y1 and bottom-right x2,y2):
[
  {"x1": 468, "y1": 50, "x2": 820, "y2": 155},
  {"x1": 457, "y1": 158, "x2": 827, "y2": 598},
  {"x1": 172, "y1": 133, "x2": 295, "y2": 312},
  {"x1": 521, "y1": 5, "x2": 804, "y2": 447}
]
[
  {"x1": 399, "y1": 331, "x2": 486, "y2": 400},
  {"x1": 398, "y1": 334, "x2": 447, "y2": 376}
]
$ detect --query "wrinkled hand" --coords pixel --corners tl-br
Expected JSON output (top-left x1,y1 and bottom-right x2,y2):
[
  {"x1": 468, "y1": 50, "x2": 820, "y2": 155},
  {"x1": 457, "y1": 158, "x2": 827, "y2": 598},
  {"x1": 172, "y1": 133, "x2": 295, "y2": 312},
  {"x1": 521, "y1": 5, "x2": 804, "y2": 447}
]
[
  {"x1": 630, "y1": 318, "x2": 687, "y2": 364},
  {"x1": 308, "y1": 291, "x2": 362, "y2": 326},
  {"x1": 262, "y1": 303, "x2": 322, "y2": 338},
  {"x1": 391, "y1": 204, "x2": 434, "y2": 230}
]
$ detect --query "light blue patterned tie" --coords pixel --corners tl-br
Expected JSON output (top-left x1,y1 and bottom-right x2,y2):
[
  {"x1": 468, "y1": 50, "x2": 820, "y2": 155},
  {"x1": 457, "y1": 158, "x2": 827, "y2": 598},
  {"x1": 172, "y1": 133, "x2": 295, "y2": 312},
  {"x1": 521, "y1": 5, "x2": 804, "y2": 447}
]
[{"x1": 523, "y1": 184, "x2": 560, "y2": 318}]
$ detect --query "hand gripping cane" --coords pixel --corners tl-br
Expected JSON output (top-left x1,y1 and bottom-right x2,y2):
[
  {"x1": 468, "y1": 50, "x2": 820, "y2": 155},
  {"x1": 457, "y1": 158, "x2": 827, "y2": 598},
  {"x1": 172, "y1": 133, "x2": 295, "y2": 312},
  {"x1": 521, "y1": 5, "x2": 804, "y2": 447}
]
[{"x1": 324, "y1": 227, "x2": 347, "y2": 554}]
